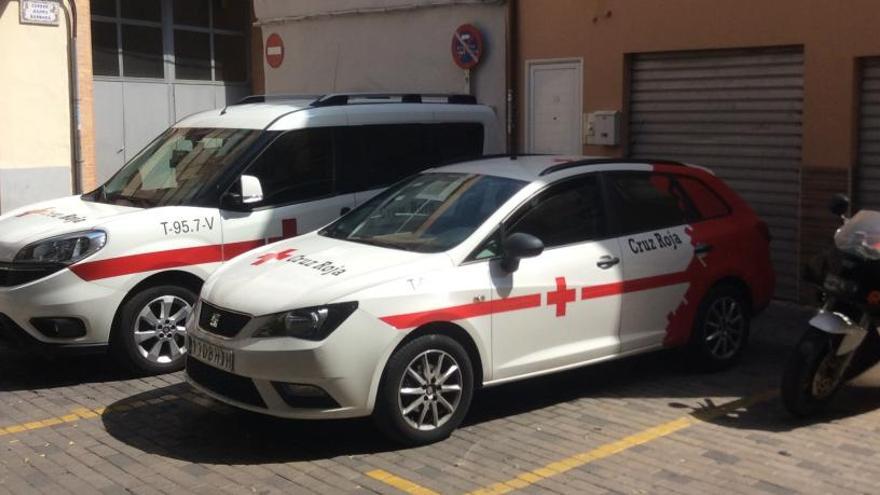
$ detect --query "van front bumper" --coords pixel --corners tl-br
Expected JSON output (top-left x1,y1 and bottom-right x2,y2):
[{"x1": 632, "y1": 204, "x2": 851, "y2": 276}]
[{"x1": 0, "y1": 268, "x2": 125, "y2": 348}]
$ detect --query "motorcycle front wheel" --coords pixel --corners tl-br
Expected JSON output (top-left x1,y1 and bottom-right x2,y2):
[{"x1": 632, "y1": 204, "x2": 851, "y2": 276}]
[{"x1": 781, "y1": 327, "x2": 846, "y2": 417}]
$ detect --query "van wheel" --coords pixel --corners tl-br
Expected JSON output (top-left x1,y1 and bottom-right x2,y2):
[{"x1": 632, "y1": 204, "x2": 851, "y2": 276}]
[
  {"x1": 111, "y1": 285, "x2": 196, "y2": 375},
  {"x1": 688, "y1": 285, "x2": 750, "y2": 371},
  {"x1": 374, "y1": 334, "x2": 474, "y2": 446}
]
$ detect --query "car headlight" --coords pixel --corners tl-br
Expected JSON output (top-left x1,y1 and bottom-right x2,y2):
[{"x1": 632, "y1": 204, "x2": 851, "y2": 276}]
[
  {"x1": 253, "y1": 302, "x2": 358, "y2": 341},
  {"x1": 14, "y1": 230, "x2": 107, "y2": 265}
]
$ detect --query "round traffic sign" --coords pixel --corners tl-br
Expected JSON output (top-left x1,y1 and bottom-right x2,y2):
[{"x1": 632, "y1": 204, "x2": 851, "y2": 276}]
[
  {"x1": 451, "y1": 24, "x2": 484, "y2": 70},
  {"x1": 265, "y1": 33, "x2": 284, "y2": 69}
]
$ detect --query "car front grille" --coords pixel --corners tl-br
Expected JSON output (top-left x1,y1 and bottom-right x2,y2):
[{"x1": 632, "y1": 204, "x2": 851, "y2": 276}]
[
  {"x1": 198, "y1": 301, "x2": 251, "y2": 338},
  {"x1": 0, "y1": 262, "x2": 64, "y2": 287},
  {"x1": 186, "y1": 356, "x2": 266, "y2": 408}
]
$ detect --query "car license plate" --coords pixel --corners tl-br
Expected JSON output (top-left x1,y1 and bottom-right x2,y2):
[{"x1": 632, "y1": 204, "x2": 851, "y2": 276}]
[{"x1": 189, "y1": 335, "x2": 234, "y2": 372}]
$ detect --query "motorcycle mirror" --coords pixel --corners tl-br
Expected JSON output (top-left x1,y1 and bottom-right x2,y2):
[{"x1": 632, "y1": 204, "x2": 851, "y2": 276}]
[{"x1": 829, "y1": 193, "x2": 850, "y2": 217}]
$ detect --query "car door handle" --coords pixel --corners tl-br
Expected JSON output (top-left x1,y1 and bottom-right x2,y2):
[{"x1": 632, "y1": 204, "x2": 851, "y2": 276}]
[
  {"x1": 596, "y1": 256, "x2": 620, "y2": 269},
  {"x1": 694, "y1": 243, "x2": 713, "y2": 255},
  {"x1": 340, "y1": 207, "x2": 352, "y2": 216}
]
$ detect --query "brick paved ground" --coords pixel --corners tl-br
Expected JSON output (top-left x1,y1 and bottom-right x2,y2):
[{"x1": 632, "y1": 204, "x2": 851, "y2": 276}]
[{"x1": 2, "y1": 302, "x2": 879, "y2": 494}]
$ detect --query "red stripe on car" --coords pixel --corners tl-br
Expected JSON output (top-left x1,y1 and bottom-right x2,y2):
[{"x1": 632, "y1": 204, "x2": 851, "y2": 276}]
[{"x1": 380, "y1": 293, "x2": 542, "y2": 329}]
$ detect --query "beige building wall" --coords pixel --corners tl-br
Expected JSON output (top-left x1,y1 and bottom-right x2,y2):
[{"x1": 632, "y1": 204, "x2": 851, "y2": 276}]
[
  {"x1": 254, "y1": 0, "x2": 508, "y2": 152},
  {"x1": 0, "y1": 0, "x2": 86, "y2": 212},
  {"x1": 518, "y1": 0, "x2": 880, "y2": 301}
]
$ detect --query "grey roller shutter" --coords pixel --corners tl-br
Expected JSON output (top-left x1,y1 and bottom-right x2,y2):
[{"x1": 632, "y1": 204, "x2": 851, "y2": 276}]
[
  {"x1": 857, "y1": 58, "x2": 880, "y2": 211},
  {"x1": 629, "y1": 46, "x2": 804, "y2": 300}
]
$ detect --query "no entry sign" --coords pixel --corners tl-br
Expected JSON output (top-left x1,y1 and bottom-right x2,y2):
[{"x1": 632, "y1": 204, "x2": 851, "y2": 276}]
[
  {"x1": 265, "y1": 33, "x2": 284, "y2": 69},
  {"x1": 451, "y1": 24, "x2": 484, "y2": 70}
]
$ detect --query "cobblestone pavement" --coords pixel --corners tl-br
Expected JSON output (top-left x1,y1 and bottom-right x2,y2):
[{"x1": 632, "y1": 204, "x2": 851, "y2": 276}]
[{"x1": 2, "y1": 302, "x2": 880, "y2": 494}]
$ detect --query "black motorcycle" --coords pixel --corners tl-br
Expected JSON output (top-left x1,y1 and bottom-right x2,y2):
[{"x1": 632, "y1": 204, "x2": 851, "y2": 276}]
[{"x1": 781, "y1": 194, "x2": 880, "y2": 417}]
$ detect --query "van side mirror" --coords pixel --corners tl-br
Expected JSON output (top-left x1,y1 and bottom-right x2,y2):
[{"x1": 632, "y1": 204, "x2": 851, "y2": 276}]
[
  {"x1": 240, "y1": 175, "x2": 264, "y2": 204},
  {"x1": 500, "y1": 233, "x2": 544, "y2": 272},
  {"x1": 830, "y1": 193, "x2": 850, "y2": 217}
]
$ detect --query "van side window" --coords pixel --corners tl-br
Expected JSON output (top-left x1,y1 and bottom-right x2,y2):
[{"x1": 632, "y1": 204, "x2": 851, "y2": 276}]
[
  {"x1": 605, "y1": 172, "x2": 695, "y2": 234},
  {"x1": 335, "y1": 123, "x2": 485, "y2": 193},
  {"x1": 245, "y1": 128, "x2": 334, "y2": 207},
  {"x1": 675, "y1": 176, "x2": 731, "y2": 220}
]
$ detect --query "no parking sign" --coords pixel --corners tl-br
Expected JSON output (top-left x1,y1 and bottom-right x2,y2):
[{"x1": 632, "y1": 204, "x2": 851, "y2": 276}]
[{"x1": 451, "y1": 24, "x2": 484, "y2": 70}]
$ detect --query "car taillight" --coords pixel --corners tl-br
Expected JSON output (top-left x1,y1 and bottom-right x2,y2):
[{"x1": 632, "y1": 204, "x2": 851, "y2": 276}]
[{"x1": 757, "y1": 220, "x2": 772, "y2": 243}]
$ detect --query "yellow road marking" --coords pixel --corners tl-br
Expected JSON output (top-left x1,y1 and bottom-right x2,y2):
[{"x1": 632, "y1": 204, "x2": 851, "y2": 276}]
[
  {"x1": 0, "y1": 393, "x2": 183, "y2": 438},
  {"x1": 467, "y1": 390, "x2": 777, "y2": 495},
  {"x1": 367, "y1": 469, "x2": 440, "y2": 495}
]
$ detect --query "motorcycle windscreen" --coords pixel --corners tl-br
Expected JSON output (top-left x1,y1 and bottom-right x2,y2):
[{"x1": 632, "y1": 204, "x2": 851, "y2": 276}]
[{"x1": 835, "y1": 210, "x2": 880, "y2": 260}]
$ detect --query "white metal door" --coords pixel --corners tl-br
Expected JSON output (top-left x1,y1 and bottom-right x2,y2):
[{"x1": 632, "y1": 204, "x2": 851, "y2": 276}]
[{"x1": 527, "y1": 60, "x2": 583, "y2": 155}]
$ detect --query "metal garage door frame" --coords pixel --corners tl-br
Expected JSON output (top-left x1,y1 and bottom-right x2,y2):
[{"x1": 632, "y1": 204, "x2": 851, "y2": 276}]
[{"x1": 627, "y1": 45, "x2": 805, "y2": 300}]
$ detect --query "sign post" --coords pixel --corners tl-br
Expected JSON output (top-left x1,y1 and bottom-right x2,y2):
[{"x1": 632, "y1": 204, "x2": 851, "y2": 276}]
[{"x1": 451, "y1": 24, "x2": 484, "y2": 94}]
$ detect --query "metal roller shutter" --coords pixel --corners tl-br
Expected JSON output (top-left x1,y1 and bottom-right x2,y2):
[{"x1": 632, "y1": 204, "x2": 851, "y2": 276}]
[
  {"x1": 628, "y1": 46, "x2": 804, "y2": 300},
  {"x1": 857, "y1": 58, "x2": 880, "y2": 211}
]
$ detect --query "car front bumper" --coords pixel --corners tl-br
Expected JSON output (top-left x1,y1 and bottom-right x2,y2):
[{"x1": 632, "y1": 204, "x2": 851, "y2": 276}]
[{"x1": 185, "y1": 307, "x2": 400, "y2": 420}]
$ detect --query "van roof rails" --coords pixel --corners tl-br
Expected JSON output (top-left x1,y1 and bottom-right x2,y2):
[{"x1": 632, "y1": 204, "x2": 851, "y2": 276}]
[
  {"x1": 539, "y1": 158, "x2": 687, "y2": 176},
  {"x1": 310, "y1": 93, "x2": 477, "y2": 107},
  {"x1": 235, "y1": 94, "x2": 321, "y2": 105}
]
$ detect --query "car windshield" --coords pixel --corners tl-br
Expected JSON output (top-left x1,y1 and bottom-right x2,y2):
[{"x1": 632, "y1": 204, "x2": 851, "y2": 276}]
[
  {"x1": 86, "y1": 127, "x2": 262, "y2": 208},
  {"x1": 320, "y1": 172, "x2": 527, "y2": 253}
]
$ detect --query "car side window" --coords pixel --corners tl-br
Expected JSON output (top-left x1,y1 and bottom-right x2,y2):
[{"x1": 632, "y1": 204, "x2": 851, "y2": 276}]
[
  {"x1": 675, "y1": 175, "x2": 731, "y2": 220},
  {"x1": 605, "y1": 172, "x2": 695, "y2": 234},
  {"x1": 244, "y1": 128, "x2": 334, "y2": 207},
  {"x1": 472, "y1": 175, "x2": 605, "y2": 260}
]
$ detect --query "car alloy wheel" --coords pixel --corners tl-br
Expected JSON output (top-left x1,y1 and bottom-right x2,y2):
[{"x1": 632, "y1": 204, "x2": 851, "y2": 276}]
[
  {"x1": 398, "y1": 349, "x2": 463, "y2": 431},
  {"x1": 134, "y1": 295, "x2": 191, "y2": 364},
  {"x1": 703, "y1": 296, "x2": 746, "y2": 360}
]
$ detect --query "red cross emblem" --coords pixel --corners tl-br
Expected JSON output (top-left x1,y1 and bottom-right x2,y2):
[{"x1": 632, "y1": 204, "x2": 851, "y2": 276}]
[
  {"x1": 546, "y1": 277, "x2": 576, "y2": 317},
  {"x1": 252, "y1": 249, "x2": 296, "y2": 266}
]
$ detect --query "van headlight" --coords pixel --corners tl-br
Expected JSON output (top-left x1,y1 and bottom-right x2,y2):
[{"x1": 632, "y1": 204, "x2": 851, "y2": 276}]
[
  {"x1": 14, "y1": 230, "x2": 107, "y2": 265},
  {"x1": 253, "y1": 302, "x2": 358, "y2": 341}
]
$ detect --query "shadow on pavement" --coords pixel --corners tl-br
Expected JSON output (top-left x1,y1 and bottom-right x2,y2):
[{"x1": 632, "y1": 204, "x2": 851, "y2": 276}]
[{"x1": 0, "y1": 346, "x2": 135, "y2": 392}]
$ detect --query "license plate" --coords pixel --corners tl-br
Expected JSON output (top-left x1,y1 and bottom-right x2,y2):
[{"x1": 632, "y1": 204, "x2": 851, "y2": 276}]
[{"x1": 188, "y1": 335, "x2": 234, "y2": 372}]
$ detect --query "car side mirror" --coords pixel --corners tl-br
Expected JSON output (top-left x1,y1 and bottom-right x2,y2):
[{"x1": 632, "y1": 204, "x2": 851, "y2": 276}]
[
  {"x1": 829, "y1": 193, "x2": 850, "y2": 218},
  {"x1": 500, "y1": 233, "x2": 544, "y2": 272}
]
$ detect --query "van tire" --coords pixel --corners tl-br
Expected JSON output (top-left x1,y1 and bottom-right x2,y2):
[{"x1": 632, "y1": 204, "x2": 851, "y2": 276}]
[
  {"x1": 374, "y1": 334, "x2": 474, "y2": 446},
  {"x1": 111, "y1": 285, "x2": 196, "y2": 375}
]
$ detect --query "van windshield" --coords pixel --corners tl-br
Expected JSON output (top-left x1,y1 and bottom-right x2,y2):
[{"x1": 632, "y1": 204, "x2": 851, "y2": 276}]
[
  {"x1": 320, "y1": 172, "x2": 526, "y2": 253},
  {"x1": 86, "y1": 127, "x2": 262, "y2": 208}
]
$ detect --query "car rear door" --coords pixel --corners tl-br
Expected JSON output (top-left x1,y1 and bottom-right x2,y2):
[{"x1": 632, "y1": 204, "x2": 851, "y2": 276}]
[
  {"x1": 487, "y1": 174, "x2": 624, "y2": 380},
  {"x1": 604, "y1": 171, "x2": 698, "y2": 352}
]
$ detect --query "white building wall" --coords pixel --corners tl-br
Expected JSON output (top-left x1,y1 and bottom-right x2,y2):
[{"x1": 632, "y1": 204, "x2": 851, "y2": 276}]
[{"x1": 254, "y1": 0, "x2": 507, "y2": 151}]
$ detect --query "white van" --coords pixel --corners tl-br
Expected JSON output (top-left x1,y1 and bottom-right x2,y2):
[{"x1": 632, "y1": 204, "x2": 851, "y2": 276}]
[{"x1": 0, "y1": 93, "x2": 500, "y2": 373}]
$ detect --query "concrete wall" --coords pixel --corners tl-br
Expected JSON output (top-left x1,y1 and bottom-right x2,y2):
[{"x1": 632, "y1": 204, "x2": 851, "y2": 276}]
[
  {"x1": 254, "y1": 0, "x2": 507, "y2": 152},
  {"x1": 0, "y1": 0, "x2": 77, "y2": 212}
]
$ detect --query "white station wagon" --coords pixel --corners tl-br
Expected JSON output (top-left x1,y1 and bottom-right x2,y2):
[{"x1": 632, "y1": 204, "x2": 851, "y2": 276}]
[
  {"x1": 186, "y1": 155, "x2": 775, "y2": 445},
  {"x1": 0, "y1": 93, "x2": 499, "y2": 374}
]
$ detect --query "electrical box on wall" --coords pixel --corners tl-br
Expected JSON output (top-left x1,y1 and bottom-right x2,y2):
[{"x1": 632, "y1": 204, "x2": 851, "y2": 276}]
[{"x1": 585, "y1": 111, "x2": 620, "y2": 146}]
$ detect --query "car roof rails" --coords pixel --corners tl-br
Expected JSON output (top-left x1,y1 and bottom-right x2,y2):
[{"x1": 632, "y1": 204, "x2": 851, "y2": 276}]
[
  {"x1": 235, "y1": 94, "x2": 322, "y2": 105},
  {"x1": 539, "y1": 158, "x2": 687, "y2": 176},
  {"x1": 310, "y1": 92, "x2": 477, "y2": 107}
]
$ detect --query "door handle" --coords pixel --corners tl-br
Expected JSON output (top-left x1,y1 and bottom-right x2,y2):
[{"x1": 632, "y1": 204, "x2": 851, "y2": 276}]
[
  {"x1": 596, "y1": 255, "x2": 620, "y2": 269},
  {"x1": 340, "y1": 207, "x2": 352, "y2": 216},
  {"x1": 694, "y1": 243, "x2": 714, "y2": 255}
]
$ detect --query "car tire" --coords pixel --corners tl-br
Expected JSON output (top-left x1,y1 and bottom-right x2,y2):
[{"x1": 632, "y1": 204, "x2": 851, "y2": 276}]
[
  {"x1": 374, "y1": 334, "x2": 474, "y2": 446},
  {"x1": 688, "y1": 284, "x2": 751, "y2": 371},
  {"x1": 111, "y1": 284, "x2": 196, "y2": 375}
]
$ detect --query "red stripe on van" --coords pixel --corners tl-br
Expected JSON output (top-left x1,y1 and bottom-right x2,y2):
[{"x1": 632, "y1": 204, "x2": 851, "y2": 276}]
[{"x1": 69, "y1": 239, "x2": 269, "y2": 281}]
